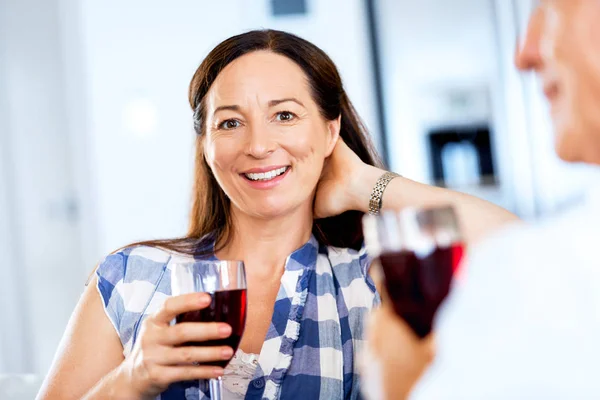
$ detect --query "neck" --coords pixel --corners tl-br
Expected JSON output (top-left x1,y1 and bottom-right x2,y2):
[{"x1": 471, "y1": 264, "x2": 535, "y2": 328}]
[{"x1": 217, "y1": 202, "x2": 314, "y2": 277}]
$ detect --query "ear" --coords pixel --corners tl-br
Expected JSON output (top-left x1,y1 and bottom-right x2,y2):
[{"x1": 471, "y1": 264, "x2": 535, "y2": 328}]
[{"x1": 325, "y1": 115, "x2": 341, "y2": 157}]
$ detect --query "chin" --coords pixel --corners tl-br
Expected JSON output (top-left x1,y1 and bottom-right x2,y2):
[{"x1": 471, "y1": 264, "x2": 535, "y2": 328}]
[
  {"x1": 554, "y1": 126, "x2": 590, "y2": 163},
  {"x1": 555, "y1": 133, "x2": 577, "y2": 162},
  {"x1": 254, "y1": 208, "x2": 291, "y2": 219},
  {"x1": 248, "y1": 199, "x2": 302, "y2": 220},
  {"x1": 553, "y1": 103, "x2": 600, "y2": 163}
]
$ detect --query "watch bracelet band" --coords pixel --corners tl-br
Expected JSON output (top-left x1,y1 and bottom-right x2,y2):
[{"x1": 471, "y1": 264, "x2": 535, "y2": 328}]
[{"x1": 368, "y1": 171, "x2": 401, "y2": 215}]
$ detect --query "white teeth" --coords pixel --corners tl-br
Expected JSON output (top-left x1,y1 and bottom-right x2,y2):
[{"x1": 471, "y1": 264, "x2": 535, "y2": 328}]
[{"x1": 244, "y1": 167, "x2": 288, "y2": 181}]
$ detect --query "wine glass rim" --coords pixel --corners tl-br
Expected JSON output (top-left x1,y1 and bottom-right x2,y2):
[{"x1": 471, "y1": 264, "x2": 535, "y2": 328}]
[{"x1": 170, "y1": 259, "x2": 247, "y2": 294}]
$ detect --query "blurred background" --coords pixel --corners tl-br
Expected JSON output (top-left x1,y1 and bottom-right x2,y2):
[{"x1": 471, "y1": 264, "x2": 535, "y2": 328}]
[{"x1": 0, "y1": 0, "x2": 596, "y2": 395}]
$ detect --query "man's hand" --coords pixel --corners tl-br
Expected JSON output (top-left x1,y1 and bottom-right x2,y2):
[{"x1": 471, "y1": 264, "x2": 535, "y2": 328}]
[{"x1": 362, "y1": 306, "x2": 435, "y2": 399}]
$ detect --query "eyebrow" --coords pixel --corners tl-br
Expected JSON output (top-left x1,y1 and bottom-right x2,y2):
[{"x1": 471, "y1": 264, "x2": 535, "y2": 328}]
[
  {"x1": 268, "y1": 98, "x2": 305, "y2": 108},
  {"x1": 213, "y1": 105, "x2": 240, "y2": 116},
  {"x1": 213, "y1": 98, "x2": 305, "y2": 116}
]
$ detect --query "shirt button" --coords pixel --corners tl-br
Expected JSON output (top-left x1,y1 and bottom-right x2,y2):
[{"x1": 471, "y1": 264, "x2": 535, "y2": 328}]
[{"x1": 252, "y1": 378, "x2": 265, "y2": 389}]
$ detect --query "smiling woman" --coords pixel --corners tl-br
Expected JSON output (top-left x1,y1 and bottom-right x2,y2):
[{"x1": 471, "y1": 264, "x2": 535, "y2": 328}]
[
  {"x1": 184, "y1": 34, "x2": 383, "y2": 255},
  {"x1": 37, "y1": 29, "x2": 516, "y2": 400},
  {"x1": 203, "y1": 50, "x2": 351, "y2": 229}
]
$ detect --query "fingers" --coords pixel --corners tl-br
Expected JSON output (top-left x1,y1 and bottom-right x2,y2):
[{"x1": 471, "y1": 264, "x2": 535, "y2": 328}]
[
  {"x1": 153, "y1": 293, "x2": 211, "y2": 324},
  {"x1": 158, "y1": 345, "x2": 234, "y2": 365},
  {"x1": 160, "y1": 322, "x2": 232, "y2": 346},
  {"x1": 146, "y1": 365, "x2": 224, "y2": 387},
  {"x1": 421, "y1": 334, "x2": 436, "y2": 365}
]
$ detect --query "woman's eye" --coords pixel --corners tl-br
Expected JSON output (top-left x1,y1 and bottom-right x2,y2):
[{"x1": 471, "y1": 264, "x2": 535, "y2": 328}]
[
  {"x1": 275, "y1": 111, "x2": 295, "y2": 122},
  {"x1": 219, "y1": 119, "x2": 241, "y2": 130}
]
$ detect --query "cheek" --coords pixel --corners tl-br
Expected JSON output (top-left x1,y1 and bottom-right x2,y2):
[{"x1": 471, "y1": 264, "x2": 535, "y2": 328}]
[
  {"x1": 554, "y1": 96, "x2": 596, "y2": 162},
  {"x1": 560, "y1": 4, "x2": 600, "y2": 102},
  {"x1": 286, "y1": 137, "x2": 316, "y2": 161},
  {"x1": 205, "y1": 139, "x2": 238, "y2": 176},
  {"x1": 578, "y1": 14, "x2": 600, "y2": 131},
  {"x1": 283, "y1": 124, "x2": 330, "y2": 160},
  {"x1": 576, "y1": 77, "x2": 600, "y2": 130},
  {"x1": 560, "y1": 45, "x2": 600, "y2": 148}
]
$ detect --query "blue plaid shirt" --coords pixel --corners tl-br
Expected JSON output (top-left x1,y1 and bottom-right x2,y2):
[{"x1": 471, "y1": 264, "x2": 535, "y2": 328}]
[{"x1": 96, "y1": 235, "x2": 379, "y2": 399}]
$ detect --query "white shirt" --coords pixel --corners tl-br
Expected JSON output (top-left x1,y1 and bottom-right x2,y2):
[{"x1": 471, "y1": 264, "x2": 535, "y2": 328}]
[{"x1": 409, "y1": 179, "x2": 600, "y2": 399}]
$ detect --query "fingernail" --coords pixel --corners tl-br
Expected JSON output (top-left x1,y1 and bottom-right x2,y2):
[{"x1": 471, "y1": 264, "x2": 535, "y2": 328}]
[
  {"x1": 219, "y1": 324, "x2": 232, "y2": 337},
  {"x1": 213, "y1": 368, "x2": 224, "y2": 377},
  {"x1": 221, "y1": 347, "x2": 233, "y2": 359},
  {"x1": 198, "y1": 294, "x2": 210, "y2": 305}
]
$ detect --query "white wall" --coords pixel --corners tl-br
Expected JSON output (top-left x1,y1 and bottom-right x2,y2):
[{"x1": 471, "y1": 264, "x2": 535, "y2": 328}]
[
  {"x1": 78, "y1": 0, "x2": 380, "y2": 255},
  {"x1": 0, "y1": 0, "x2": 31, "y2": 372},
  {"x1": 374, "y1": 0, "x2": 499, "y2": 181},
  {"x1": 374, "y1": 0, "x2": 513, "y2": 210},
  {"x1": 1, "y1": 0, "x2": 85, "y2": 374},
  {"x1": 492, "y1": 0, "x2": 538, "y2": 217},
  {"x1": 58, "y1": 0, "x2": 101, "y2": 276},
  {"x1": 79, "y1": 0, "x2": 224, "y2": 255}
]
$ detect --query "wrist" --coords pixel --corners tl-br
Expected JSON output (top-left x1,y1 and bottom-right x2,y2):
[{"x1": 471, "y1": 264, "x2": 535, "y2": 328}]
[
  {"x1": 351, "y1": 165, "x2": 386, "y2": 213},
  {"x1": 110, "y1": 365, "x2": 147, "y2": 400},
  {"x1": 82, "y1": 365, "x2": 145, "y2": 400},
  {"x1": 352, "y1": 165, "x2": 402, "y2": 213}
]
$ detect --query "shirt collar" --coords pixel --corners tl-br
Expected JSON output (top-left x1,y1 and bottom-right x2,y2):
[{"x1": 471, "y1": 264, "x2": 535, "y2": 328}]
[
  {"x1": 207, "y1": 234, "x2": 319, "y2": 271},
  {"x1": 284, "y1": 234, "x2": 319, "y2": 272}
]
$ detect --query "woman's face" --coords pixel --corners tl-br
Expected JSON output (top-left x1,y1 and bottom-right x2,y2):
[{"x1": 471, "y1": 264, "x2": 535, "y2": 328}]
[{"x1": 203, "y1": 50, "x2": 340, "y2": 219}]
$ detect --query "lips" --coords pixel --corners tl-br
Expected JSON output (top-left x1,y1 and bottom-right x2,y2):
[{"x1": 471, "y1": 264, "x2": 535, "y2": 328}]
[
  {"x1": 543, "y1": 83, "x2": 560, "y2": 101},
  {"x1": 243, "y1": 166, "x2": 289, "y2": 182}
]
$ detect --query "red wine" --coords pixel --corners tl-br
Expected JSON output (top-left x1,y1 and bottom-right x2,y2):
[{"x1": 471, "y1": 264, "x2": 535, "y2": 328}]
[
  {"x1": 451, "y1": 244, "x2": 464, "y2": 274},
  {"x1": 176, "y1": 288, "x2": 247, "y2": 367},
  {"x1": 378, "y1": 243, "x2": 463, "y2": 338}
]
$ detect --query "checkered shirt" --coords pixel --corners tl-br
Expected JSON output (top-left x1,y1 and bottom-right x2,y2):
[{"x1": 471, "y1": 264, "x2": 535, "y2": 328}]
[{"x1": 96, "y1": 235, "x2": 379, "y2": 399}]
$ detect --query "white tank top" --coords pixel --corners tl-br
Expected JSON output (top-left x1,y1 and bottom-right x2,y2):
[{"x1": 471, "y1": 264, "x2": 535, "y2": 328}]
[{"x1": 222, "y1": 349, "x2": 260, "y2": 399}]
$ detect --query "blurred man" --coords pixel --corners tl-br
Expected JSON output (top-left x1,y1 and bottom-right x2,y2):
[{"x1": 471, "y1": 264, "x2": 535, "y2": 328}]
[{"x1": 363, "y1": 1, "x2": 600, "y2": 398}]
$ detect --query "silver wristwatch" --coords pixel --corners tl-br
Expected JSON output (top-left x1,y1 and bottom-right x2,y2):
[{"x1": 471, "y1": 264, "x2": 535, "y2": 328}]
[{"x1": 368, "y1": 171, "x2": 400, "y2": 215}]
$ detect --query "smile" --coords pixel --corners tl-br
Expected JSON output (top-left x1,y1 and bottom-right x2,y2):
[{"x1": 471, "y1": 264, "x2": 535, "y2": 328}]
[{"x1": 243, "y1": 166, "x2": 289, "y2": 182}]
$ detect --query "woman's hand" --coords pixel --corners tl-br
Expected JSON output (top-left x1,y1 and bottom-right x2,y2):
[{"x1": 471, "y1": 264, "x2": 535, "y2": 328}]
[
  {"x1": 314, "y1": 137, "x2": 518, "y2": 244},
  {"x1": 114, "y1": 293, "x2": 234, "y2": 400},
  {"x1": 362, "y1": 306, "x2": 435, "y2": 400},
  {"x1": 314, "y1": 139, "x2": 372, "y2": 219}
]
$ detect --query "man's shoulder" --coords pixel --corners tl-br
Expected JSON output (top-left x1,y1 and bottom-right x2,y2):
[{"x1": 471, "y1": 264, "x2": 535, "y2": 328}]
[
  {"x1": 470, "y1": 206, "x2": 593, "y2": 270},
  {"x1": 459, "y1": 205, "x2": 600, "y2": 315}
]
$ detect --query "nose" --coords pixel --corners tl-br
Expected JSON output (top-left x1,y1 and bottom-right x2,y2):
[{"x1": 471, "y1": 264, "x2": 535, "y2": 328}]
[
  {"x1": 244, "y1": 122, "x2": 276, "y2": 159},
  {"x1": 515, "y1": 7, "x2": 545, "y2": 72}
]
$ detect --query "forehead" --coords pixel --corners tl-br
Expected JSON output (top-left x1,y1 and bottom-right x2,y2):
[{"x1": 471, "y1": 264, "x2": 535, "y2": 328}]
[{"x1": 206, "y1": 50, "x2": 311, "y2": 107}]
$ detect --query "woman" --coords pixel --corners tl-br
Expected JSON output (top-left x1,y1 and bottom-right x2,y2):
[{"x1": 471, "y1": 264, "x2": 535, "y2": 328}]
[{"x1": 38, "y1": 29, "x2": 516, "y2": 400}]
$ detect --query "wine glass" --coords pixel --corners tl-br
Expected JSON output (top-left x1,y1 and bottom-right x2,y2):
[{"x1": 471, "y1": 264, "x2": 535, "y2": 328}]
[
  {"x1": 362, "y1": 205, "x2": 464, "y2": 338},
  {"x1": 171, "y1": 260, "x2": 247, "y2": 400}
]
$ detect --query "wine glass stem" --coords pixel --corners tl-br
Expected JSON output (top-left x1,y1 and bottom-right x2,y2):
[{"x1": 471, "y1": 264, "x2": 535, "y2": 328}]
[{"x1": 209, "y1": 376, "x2": 223, "y2": 399}]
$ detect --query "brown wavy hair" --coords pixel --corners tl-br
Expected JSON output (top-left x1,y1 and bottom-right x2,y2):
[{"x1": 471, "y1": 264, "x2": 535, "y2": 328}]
[{"x1": 135, "y1": 29, "x2": 382, "y2": 257}]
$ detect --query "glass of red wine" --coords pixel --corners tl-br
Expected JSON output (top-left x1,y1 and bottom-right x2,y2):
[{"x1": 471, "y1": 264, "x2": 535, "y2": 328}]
[
  {"x1": 171, "y1": 260, "x2": 247, "y2": 400},
  {"x1": 363, "y1": 205, "x2": 464, "y2": 338}
]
